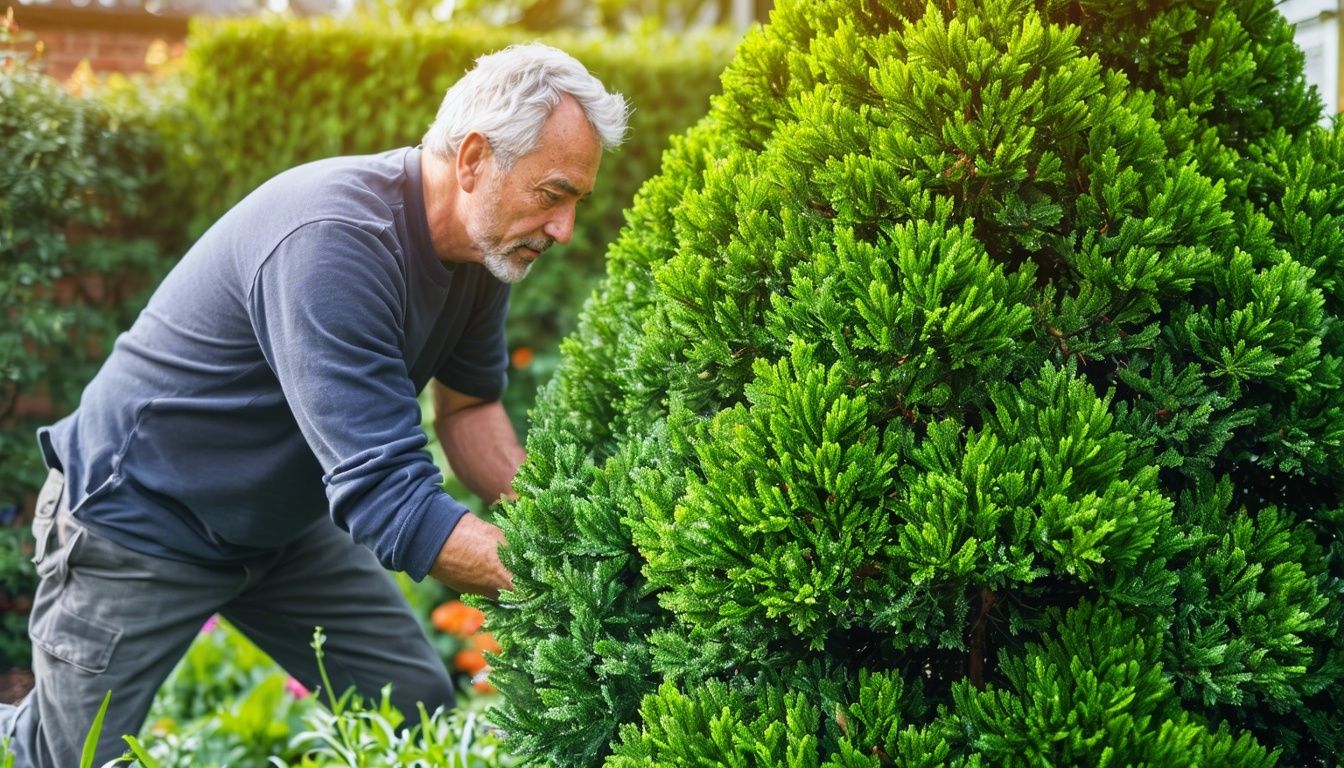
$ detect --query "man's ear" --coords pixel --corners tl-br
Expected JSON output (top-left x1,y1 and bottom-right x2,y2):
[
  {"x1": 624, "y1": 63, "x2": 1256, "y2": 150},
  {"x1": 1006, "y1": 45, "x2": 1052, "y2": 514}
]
[{"x1": 457, "y1": 132, "x2": 492, "y2": 194}]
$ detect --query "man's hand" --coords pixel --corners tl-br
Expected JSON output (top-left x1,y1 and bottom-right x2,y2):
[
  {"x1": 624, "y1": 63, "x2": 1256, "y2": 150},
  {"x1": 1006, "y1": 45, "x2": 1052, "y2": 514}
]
[
  {"x1": 430, "y1": 512, "x2": 514, "y2": 600},
  {"x1": 430, "y1": 383, "x2": 523, "y2": 598}
]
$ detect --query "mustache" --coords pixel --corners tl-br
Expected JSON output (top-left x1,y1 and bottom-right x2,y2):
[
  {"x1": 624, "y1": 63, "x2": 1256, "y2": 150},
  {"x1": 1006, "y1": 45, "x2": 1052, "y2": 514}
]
[{"x1": 514, "y1": 238, "x2": 555, "y2": 254}]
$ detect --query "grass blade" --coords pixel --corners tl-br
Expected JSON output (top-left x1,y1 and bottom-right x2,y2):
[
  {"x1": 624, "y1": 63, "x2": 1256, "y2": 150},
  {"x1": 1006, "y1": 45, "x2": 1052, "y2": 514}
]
[
  {"x1": 79, "y1": 691, "x2": 111, "y2": 768},
  {"x1": 121, "y1": 735, "x2": 165, "y2": 768}
]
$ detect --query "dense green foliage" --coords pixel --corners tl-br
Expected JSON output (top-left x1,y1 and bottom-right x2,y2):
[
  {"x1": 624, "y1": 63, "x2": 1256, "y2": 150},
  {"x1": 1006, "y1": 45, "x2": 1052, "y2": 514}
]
[
  {"x1": 0, "y1": 526, "x2": 35, "y2": 669},
  {"x1": 0, "y1": 66, "x2": 178, "y2": 514},
  {"x1": 487, "y1": 0, "x2": 1344, "y2": 764},
  {"x1": 175, "y1": 18, "x2": 734, "y2": 427}
]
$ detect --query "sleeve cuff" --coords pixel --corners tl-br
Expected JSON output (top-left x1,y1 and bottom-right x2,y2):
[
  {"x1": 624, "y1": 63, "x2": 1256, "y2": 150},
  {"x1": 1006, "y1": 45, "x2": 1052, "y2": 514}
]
[
  {"x1": 403, "y1": 494, "x2": 471, "y2": 581},
  {"x1": 435, "y1": 370, "x2": 508, "y2": 402}
]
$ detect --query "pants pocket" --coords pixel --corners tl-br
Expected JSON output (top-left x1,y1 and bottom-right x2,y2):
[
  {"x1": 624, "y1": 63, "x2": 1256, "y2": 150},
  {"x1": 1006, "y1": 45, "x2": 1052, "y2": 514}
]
[{"x1": 30, "y1": 600, "x2": 122, "y2": 674}]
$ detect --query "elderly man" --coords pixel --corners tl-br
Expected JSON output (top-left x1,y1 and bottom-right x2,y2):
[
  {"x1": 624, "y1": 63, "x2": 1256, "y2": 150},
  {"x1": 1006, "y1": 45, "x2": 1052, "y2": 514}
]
[{"x1": 3, "y1": 44, "x2": 628, "y2": 767}]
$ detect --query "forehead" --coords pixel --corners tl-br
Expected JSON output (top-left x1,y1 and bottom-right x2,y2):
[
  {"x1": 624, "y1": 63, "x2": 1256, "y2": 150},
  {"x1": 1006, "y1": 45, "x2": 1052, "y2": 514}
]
[{"x1": 511, "y1": 98, "x2": 602, "y2": 192}]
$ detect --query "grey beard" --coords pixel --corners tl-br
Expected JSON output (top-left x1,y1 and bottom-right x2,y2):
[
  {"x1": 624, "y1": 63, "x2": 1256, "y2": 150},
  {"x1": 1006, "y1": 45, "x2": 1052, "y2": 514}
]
[
  {"x1": 481, "y1": 238, "x2": 553, "y2": 283},
  {"x1": 482, "y1": 249, "x2": 533, "y2": 283}
]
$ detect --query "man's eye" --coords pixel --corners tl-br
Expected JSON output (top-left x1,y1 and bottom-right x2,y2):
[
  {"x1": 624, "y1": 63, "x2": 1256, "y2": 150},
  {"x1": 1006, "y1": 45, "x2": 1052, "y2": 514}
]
[{"x1": 541, "y1": 190, "x2": 560, "y2": 204}]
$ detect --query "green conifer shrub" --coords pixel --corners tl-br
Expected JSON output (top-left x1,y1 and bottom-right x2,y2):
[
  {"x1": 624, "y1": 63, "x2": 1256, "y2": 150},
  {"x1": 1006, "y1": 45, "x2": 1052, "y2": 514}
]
[{"x1": 484, "y1": 0, "x2": 1344, "y2": 765}]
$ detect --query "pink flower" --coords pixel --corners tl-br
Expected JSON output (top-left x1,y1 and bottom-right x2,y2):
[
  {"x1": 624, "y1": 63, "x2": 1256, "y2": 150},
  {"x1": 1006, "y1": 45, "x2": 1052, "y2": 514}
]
[
  {"x1": 285, "y1": 676, "x2": 311, "y2": 699},
  {"x1": 201, "y1": 615, "x2": 219, "y2": 633}
]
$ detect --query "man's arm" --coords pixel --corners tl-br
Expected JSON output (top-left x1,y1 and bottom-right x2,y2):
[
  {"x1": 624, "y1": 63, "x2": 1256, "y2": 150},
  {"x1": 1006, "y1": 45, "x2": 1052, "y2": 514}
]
[
  {"x1": 432, "y1": 381, "x2": 526, "y2": 503},
  {"x1": 428, "y1": 381, "x2": 525, "y2": 599}
]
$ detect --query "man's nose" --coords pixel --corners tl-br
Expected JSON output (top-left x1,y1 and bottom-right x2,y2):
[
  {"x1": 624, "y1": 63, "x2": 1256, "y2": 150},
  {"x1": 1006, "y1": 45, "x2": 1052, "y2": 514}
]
[{"x1": 543, "y1": 203, "x2": 577, "y2": 245}]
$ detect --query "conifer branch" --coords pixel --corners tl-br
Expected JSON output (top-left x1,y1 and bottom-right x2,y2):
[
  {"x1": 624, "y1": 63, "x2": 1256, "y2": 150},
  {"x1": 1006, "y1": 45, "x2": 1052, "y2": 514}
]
[{"x1": 968, "y1": 585, "x2": 997, "y2": 690}]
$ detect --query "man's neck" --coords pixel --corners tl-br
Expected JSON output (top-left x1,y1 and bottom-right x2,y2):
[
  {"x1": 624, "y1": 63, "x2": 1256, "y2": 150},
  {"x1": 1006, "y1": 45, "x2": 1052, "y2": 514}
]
[{"x1": 420, "y1": 150, "x2": 475, "y2": 264}]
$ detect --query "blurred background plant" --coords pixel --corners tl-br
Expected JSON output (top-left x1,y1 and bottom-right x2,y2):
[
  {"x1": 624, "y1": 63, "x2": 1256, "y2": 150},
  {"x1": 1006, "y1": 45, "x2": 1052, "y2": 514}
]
[
  {"x1": 132, "y1": 617, "x2": 309, "y2": 765},
  {"x1": 5, "y1": 0, "x2": 770, "y2": 33},
  {"x1": 0, "y1": 617, "x2": 520, "y2": 766},
  {"x1": 125, "y1": 613, "x2": 519, "y2": 765},
  {"x1": 380, "y1": 0, "x2": 771, "y2": 32},
  {"x1": 0, "y1": 525, "x2": 35, "y2": 672},
  {"x1": 0, "y1": 4, "x2": 182, "y2": 700}
]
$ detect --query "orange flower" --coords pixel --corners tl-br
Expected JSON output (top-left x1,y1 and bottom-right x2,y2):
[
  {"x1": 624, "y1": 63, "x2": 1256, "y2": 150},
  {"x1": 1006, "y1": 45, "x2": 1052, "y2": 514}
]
[
  {"x1": 471, "y1": 679, "x2": 498, "y2": 694},
  {"x1": 431, "y1": 600, "x2": 485, "y2": 637},
  {"x1": 453, "y1": 648, "x2": 488, "y2": 675},
  {"x1": 511, "y1": 346, "x2": 534, "y2": 369},
  {"x1": 470, "y1": 631, "x2": 501, "y2": 656}
]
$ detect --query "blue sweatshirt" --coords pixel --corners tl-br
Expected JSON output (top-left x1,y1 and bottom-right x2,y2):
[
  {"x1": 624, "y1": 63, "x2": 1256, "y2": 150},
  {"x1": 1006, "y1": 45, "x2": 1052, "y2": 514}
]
[{"x1": 38, "y1": 147, "x2": 509, "y2": 580}]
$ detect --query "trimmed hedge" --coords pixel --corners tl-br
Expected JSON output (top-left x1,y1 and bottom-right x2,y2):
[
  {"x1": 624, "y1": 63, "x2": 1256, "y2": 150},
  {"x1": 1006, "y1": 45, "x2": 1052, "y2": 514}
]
[
  {"x1": 0, "y1": 67, "x2": 182, "y2": 666},
  {"x1": 173, "y1": 19, "x2": 737, "y2": 428},
  {"x1": 0, "y1": 69, "x2": 178, "y2": 511}
]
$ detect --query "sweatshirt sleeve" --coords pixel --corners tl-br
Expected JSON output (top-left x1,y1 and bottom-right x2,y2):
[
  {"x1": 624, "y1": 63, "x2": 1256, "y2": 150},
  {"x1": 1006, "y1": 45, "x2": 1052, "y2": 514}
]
[{"x1": 247, "y1": 220, "x2": 465, "y2": 580}]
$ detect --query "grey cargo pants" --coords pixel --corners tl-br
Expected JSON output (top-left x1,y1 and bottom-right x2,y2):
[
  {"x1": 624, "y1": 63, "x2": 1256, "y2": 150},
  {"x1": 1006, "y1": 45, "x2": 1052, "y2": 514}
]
[{"x1": 3, "y1": 469, "x2": 455, "y2": 768}]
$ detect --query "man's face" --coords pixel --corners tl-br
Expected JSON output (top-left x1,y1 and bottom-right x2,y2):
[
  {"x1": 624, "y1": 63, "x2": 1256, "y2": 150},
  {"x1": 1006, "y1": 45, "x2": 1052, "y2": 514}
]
[{"x1": 467, "y1": 98, "x2": 603, "y2": 283}]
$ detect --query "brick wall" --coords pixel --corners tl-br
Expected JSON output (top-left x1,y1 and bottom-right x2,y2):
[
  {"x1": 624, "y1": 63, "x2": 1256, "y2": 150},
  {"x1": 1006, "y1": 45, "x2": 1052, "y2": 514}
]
[
  {"x1": 12, "y1": 5, "x2": 188, "y2": 80},
  {"x1": 32, "y1": 25, "x2": 175, "y2": 78}
]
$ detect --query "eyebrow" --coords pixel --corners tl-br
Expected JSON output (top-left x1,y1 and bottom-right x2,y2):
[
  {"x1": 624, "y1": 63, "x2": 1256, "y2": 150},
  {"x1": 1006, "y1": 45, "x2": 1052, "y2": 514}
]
[{"x1": 547, "y1": 179, "x2": 591, "y2": 200}]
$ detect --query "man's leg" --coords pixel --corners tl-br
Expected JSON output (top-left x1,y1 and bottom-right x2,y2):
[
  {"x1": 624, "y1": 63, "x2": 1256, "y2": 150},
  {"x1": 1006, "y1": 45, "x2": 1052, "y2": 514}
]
[
  {"x1": 7, "y1": 471, "x2": 242, "y2": 768},
  {"x1": 221, "y1": 517, "x2": 455, "y2": 720}
]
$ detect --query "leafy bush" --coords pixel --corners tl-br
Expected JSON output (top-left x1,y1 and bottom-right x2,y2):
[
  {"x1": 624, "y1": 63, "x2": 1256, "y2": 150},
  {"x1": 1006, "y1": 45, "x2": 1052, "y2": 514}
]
[
  {"x1": 0, "y1": 525, "x2": 35, "y2": 669},
  {"x1": 485, "y1": 0, "x2": 1344, "y2": 765},
  {"x1": 173, "y1": 18, "x2": 735, "y2": 428},
  {"x1": 0, "y1": 63, "x2": 179, "y2": 519}
]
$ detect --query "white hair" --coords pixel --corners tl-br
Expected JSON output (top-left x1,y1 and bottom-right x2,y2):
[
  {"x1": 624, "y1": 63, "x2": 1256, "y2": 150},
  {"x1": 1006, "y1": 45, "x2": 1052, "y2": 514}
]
[{"x1": 423, "y1": 44, "x2": 630, "y2": 169}]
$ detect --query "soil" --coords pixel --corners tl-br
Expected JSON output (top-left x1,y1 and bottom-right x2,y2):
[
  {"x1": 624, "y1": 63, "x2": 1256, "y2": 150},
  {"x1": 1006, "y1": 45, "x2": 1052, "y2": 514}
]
[{"x1": 0, "y1": 667, "x2": 33, "y2": 704}]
